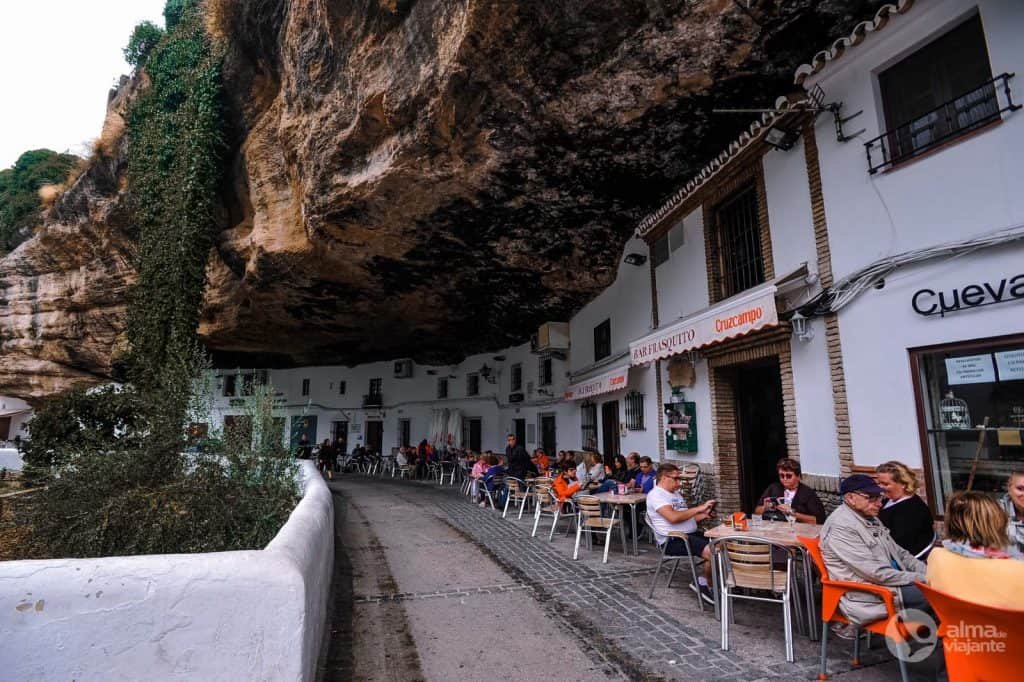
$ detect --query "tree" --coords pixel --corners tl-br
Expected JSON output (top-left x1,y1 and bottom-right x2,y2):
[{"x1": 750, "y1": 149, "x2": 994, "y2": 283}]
[
  {"x1": 0, "y1": 149, "x2": 78, "y2": 252},
  {"x1": 123, "y1": 21, "x2": 165, "y2": 69}
]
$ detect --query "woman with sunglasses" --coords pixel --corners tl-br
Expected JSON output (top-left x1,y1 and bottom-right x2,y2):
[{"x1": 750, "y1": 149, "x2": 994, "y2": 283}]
[{"x1": 753, "y1": 457, "x2": 826, "y2": 524}]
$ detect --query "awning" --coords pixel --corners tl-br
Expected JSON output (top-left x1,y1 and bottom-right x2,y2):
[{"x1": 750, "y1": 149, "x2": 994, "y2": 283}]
[
  {"x1": 629, "y1": 281, "x2": 781, "y2": 365},
  {"x1": 564, "y1": 364, "x2": 630, "y2": 401}
]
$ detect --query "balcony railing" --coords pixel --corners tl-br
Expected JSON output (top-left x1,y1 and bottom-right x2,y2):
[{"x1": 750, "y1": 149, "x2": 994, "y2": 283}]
[
  {"x1": 865, "y1": 73, "x2": 1020, "y2": 174},
  {"x1": 362, "y1": 393, "x2": 383, "y2": 407}
]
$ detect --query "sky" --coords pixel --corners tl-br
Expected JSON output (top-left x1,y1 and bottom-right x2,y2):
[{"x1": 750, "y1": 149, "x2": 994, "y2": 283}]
[{"x1": 0, "y1": 0, "x2": 167, "y2": 169}]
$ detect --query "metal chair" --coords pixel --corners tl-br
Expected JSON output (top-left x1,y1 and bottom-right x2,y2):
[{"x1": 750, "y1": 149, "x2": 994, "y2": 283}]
[
  {"x1": 644, "y1": 515, "x2": 705, "y2": 612},
  {"x1": 439, "y1": 460, "x2": 457, "y2": 486},
  {"x1": 717, "y1": 537, "x2": 796, "y2": 662},
  {"x1": 531, "y1": 486, "x2": 576, "y2": 541},
  {"x1": 479, "y1": 474, "x2": 506, "y2": 510},
  {"x1": 573, "y1": 495, "x2": 618, "y2": 563},
  {"x1": 503, "y1": 477, "x2": 532, "y2": 519}
]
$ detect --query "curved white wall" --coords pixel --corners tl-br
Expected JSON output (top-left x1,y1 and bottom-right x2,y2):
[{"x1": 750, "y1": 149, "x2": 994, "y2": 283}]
[{"x1": 0, "y1": 461, "x2": 333, "y2": 681}]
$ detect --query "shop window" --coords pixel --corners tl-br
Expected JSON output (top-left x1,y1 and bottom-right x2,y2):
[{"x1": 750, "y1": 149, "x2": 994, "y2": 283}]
[
  {"x1": 581, "y1": 401, "x2": 598, "y2": 451},
  {"x1": 466, "y1": 373, "x2": 479, "y2": 396},
  {"x1": 869, "y1": 14, "x2": 998, "y2": 173},
  {"x1": 625, "y1": 391, "x2": 645, "y2": 430},
  {"x1": 510, "y1": 363, "x2": 523, "y2": 392},
  {"x1": 594, "y1": 319, "x2": 611, "y2": 361},
  {"x1": 539, "y1": 357, "x2": 553, "y2": 386},
  {"x1": 437, "y1": 378, "x2": 448, "y2": 399},
  {"x1": 301, "y1": 378, "x2": 310, "y2": 396},
  {"x1": 712, "y1": 183, "x2": 764, "y2": 299},
  {"x1": 913, "y1": 337, "x2": 1024, "y2": 515}
]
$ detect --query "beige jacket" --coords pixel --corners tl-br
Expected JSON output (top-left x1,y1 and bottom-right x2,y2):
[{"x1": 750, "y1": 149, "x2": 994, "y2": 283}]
[{"x1": 820, "y1": 502, "x2": 927, "y2": 624}]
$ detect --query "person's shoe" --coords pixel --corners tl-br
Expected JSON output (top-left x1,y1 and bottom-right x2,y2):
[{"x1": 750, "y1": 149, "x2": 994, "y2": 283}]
[
  {"x1": 699, "y1": 584, "x2": 716, "y2": 605},
  {"x1": 478, "y1": 501, "x2": 487, "y2": 508},
  {"x1": 830, "y1": 622, "x2": 862, "y2": 640}
]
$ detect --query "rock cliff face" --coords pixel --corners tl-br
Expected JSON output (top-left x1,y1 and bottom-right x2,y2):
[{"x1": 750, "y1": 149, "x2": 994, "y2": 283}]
[{"x1": 0, "y1": 0, "x2": 888, "y2": 399}]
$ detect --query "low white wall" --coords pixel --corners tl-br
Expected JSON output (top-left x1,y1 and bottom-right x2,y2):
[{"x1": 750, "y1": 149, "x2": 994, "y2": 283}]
[
  {"x1": 0, "y1": 460, "x2": 334, "y2": 681},
  {"x1": 0, "y1": 447, "x2": 22, "y2": 471}
]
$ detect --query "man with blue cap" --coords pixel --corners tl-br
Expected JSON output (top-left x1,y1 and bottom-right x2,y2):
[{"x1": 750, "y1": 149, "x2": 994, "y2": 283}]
[{"x1": 820, "y1": 474, "x2": 929, "y2": 637}]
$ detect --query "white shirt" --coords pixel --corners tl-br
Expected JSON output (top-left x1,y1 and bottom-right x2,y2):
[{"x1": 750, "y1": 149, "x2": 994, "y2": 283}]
[
  {"x1": 646, "y1": 485, "x2": 697, "y2": 545},
  {"x1": 783, "y1": 487, "x2": 796, "y2": 506},
  {"x1": 576, "y1": 461, "x2": 590, "y2": 485}
]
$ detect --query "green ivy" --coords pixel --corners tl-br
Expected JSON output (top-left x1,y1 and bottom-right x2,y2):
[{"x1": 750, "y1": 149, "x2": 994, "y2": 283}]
[
  {"x1": 125, "y1": 5, "x2": 225, "y2": 422},
  {"x1": 123, "y1": 21, "x2": 165, "y2": 68}
]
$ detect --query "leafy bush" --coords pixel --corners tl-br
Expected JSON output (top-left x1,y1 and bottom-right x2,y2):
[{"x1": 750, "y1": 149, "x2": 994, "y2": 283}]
[
  {"x1": 123, "y1": 21, "x2": 165, "y2": 69},
  {"x1": 163, "y1": 0, "x2": 199, "y2": 30},
  {"x1": 0, "y1": 149, "x2": 78, "y2": 252}
]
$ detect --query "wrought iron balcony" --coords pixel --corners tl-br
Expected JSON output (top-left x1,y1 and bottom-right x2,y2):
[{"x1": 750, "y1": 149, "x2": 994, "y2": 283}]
[
  {"x1": 865, "y1": 73, "x2": 1020, "y2": 174},
  {"x1": 362, "y1": 393, "x2": 383, "y2": 407}
]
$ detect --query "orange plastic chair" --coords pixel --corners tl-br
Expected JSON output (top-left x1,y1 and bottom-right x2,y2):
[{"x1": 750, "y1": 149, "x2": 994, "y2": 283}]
[
  {"x1": 798, "y1": 535, "x2": 914, "y2": 681},
  {"x1": 917, "y1": 582, "x2": 1024, "y2": 681}
]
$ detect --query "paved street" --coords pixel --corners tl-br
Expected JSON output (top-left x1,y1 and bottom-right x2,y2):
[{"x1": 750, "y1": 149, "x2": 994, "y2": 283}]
[{"x1": 318, "y1": 475, "x2": 937, "y2": 681}]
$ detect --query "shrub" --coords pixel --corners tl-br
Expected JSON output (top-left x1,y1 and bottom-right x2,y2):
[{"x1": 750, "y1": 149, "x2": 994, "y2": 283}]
[
  {"x1": 0, "y1": 149, "x2": 79, "y2": 252},
  {"x1": 123, "y1": 21, "x2": 165, "y2": 69}
]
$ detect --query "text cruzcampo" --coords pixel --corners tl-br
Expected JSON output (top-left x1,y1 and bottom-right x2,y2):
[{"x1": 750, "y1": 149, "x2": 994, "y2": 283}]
[{"x1": 912, "y1": 274, "x2": 1024, "y2": 317}]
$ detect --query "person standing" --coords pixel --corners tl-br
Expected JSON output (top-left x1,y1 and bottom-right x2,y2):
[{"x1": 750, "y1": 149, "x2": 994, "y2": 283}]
[{"x1": 505, "y1": 434, "x2": 536, "y2": 481}]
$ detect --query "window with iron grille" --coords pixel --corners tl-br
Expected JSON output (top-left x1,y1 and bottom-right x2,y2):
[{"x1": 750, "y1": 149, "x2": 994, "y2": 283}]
[
  {"x1": 511, "y1": 363, "x2": 523, "y2": 392},
  {"x1": 437, "y1": 378, "x2": 448, "y2": 399},
  {"x1": 222, "y1": 375, "x2": 236, "y2": 397},
  {"x1": 625, "y1": 391, "x2": 645, "y2": 430},
  {"x1": 594, "y1": 319, "x2": 611, "y2": 361},
  {"x1": 301, "y1": 378, "x2": 310, "y2": 396},
  {"x1": 397, "y1": 419, "x2": 411, "y2": 447},
  {"x1": 338, "y1": 380, "x2": 346, "y2": 395},
  {"x1": 714, "y1": 184, "x2": 764, "y2": 299},
  {"x1": 539, "y1": 357, "x2": 553, "y2": 386},
  {"x1": 368, "y1": 378, "x2": 382, "y2": 396},
  {"x1": 868, "y1": 15, "x2": 1000, "y2": 173},
  {"x1": 580, "y1": 402, "x2": 598, "y2": 451},
  {"x1": 466, "y1": 373, "x2": 479, "y2": 396}
]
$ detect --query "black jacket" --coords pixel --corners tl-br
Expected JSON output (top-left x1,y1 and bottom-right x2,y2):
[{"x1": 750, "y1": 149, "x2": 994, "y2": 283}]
[
  {"x1": 757, "y1": 481, "x2": 827, "y2": 524},
  {"x1": 506, "y1": 443, "x2": 536, "y2": 480}
]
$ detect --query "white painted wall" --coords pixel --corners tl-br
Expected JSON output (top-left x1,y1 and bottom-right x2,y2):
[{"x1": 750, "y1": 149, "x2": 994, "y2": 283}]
[
  {"x1": 0, "y1": 394, "x2": 33, "y2": 443},
  {"x1": 806, "y1": 0, "x2": 1024, "y2": 469},
  {"x1": 0, "y1": 461, "x2": 333, "y2": 681}
]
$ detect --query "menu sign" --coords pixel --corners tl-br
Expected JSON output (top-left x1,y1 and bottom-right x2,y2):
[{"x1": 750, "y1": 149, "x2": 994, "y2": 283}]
[
  {"x1": 995, "y1": 349, "x2": 1024, "y2": 381},
  {"x1": 945, "y1": 354, "x2": 996, "y2": 385}
]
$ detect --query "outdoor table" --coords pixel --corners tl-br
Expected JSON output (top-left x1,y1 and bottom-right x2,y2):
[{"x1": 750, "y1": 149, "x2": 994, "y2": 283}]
[
  {"x1": 590, "y1": 491, "x2": 647, "y2": 556},
  {"x1": 705, "y1": 520, "x2": 821, "y2": 640}
]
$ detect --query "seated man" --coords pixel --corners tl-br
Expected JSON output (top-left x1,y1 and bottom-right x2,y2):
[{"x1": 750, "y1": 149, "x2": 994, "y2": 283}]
[
  {"x1": 632, "y1": 456, "x2": 657, "y2": 493},
  {"x1": 647, "y1": 463, "x2": 716, "y2": 602},
  {"x1": 552, "y1": 466, "x2": 582, "y2": 504},
  {"x1": 753, "y1": 457, "x2": 826, "y2": 524},
  {"x1": 820, "y1": 474, "x2": 929, "y2": 636},
  {"x1": 531, "y1": 448, "x2": 550, "y2": 475}
]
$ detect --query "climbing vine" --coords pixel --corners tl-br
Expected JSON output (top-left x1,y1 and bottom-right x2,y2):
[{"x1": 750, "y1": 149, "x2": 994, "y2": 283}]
[{"x1": 125, "y1": 5, "x2": 225, "y2": 420}]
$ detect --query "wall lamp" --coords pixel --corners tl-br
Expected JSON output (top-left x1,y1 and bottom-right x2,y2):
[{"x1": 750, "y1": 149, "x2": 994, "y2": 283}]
[
  {"x1": 790, "y1": 311, "x2": 815, "y2": 342},
  {"x1": 764, "y1": 126, "x2": 800, "y2": 151},
  {"x1": 478, "y1": 364, "x2": 497, "y2": 384},
  {"x1": 623, "y1": 252, "x2": 648, "y2": 266}
]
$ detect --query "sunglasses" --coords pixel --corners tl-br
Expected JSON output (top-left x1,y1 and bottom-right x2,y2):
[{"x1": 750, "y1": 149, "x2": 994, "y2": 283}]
[{"x1": 778, "y1": 473, "x2": 797, "y2": 480}]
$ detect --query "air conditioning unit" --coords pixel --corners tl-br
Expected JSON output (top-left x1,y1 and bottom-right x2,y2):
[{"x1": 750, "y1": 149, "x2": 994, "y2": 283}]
[
  {"x1": 393, "y1": 359, "x2": 413, "y2": 378},
  {"x1": 534, "y1": 322, "x2": 570, "y2": 354}
]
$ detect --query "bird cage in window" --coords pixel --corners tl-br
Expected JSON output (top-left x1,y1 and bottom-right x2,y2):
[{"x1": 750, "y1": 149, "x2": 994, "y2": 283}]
[{"x1": 939, "y1": 391, "x2": 971, "y2": 430}]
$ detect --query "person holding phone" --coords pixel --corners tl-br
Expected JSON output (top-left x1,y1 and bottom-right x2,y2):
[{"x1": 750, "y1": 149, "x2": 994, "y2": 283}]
[{"x1": 753, "y1": 457, "x2": 826, "y2": 524}]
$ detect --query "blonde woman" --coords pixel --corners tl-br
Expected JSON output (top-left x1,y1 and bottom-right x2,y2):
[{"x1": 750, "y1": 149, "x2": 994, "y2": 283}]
[
  {"x1": 876, "y1": 461, "x2": 934, "y2": 557},
  {"x1": 927, "y1": 491, "x2": 1024, "y2": 609}
]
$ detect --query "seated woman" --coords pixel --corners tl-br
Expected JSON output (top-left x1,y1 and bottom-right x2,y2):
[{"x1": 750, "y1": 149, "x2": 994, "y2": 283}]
[
  {"x1": 586, "y1": 452, "x2": 605, "y2": 490},
  {"x1": 999, "y1": 470, "x2": 1024, "y2": 554},
  {"x1": 875, "y1": 460, "x2": 935, "y2": 557},
  {"x1": 927, "y1": 491, "x2": 1024, "y2": 609},
  {"x1": 593, "y1": 454, "x2": 630, "y2": 493},
  {"x1": 556, "y1": 450, "x2": 575, "y2": 473},
  {"x1": 478, "y1": 454, "x2": 505, "y2": 507},
  {"x1": 753, "y1": 457, "x2": 826, "y2": 524}
]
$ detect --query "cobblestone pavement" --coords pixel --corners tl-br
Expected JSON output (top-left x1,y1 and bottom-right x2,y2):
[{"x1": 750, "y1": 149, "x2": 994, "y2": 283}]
[{"x1": 323, "y1": 474, "x2": 934, "y2": 681}]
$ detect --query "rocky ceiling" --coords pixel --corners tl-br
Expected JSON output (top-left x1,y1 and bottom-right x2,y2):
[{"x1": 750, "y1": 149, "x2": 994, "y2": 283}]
[{"x1": 0, "y1": 0, "x2": 890, "y2": 399}]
